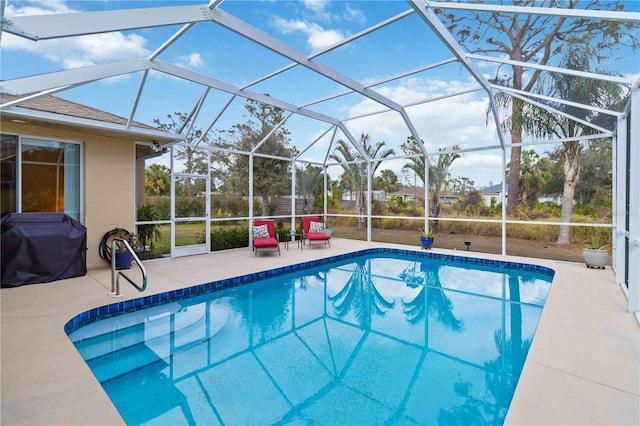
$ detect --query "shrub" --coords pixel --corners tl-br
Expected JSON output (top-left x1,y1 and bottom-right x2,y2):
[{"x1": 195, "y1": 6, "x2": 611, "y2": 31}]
[
  {"x1": 387, "y1": 196, "x2": 407, "y2": 213},
  {"x1": 210, "y1": 226, "x2": 249, "y2": 251},
  {"x1": 574, "y1": 203, "x2": 598, "y2": 217},
  {"x1": 531, "y1": 203, "x2": 561, "y2": 219},
  {"x1": 154, "y1": 196, "x2": 170, "y2": 220},
  {"x1": 136, "y1": 203, "x2": 162, "y2": 252}
]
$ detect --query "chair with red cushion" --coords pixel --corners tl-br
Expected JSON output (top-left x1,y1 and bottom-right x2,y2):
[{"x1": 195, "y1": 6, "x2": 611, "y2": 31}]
[
  {"x1": 252, "y1": 219, "x2": 280, "y2": 256},
  {"x1": 302, "y1": 216, "x2": 330, "y2": 248}
]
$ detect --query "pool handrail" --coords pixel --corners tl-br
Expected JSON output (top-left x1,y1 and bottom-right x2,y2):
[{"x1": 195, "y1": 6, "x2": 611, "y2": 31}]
[{"x1": 110, "y1": 238, "x2": 147, "y2": 298}]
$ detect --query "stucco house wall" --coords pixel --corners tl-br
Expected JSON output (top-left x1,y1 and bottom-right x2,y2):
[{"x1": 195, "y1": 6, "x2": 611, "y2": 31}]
[{"x1": 2, "y1": 118, "x2": 135, "y2": 270}]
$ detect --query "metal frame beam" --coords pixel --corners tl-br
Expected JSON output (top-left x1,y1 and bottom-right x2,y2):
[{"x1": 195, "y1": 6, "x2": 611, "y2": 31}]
[
  {"x1": 468, "y1": 53, "x2": 634, "y2": 86},
  {"x1": 1, "y1": 4, "x2": 220, "y2": 41},
  {"x1": 149, "y1": 60, "x2": 341, "y2": 126},
  {"x1": 425, "y1": 1, "x2": 640, "y2": 23},
  {"x1": 407, "y1": 0, "x2": 506, "y2": 150},
  {"x1": 211, "y1": 9, "x2": 405, "y2": 115},
  {"x1": 0, "y1": 58, "x2": 151, "y2": 97}
]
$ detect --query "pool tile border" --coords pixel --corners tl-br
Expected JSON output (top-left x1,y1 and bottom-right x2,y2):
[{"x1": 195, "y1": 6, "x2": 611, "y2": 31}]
[{"x1": 64, "y1": 248, "x2": 555, "y2": 334}]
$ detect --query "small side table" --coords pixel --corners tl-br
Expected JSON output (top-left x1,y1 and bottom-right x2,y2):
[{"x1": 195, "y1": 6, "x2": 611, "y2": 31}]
[{"x1": 286, "y1": 233, "x2": 303, "y2": 250}]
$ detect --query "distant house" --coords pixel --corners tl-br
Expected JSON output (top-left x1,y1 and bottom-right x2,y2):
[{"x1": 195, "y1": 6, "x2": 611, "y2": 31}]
[
  {"x1": 387, "y1": 187, "x2": 458, "y2": 204},
  {"x1": 538, "y1": 195, "x2": 563, "y2": 206},
  {"x1": 479, "y1": 183, "x2": 561, "y2": 206},
  {"x1": 341, "y1": 190, "x2": 386, "y2": 202},
  {"x1": 387, "y1": 187, "x2": 425, "y2": 203},
  {"x1": 439, "y1": 192, "x2": 459, "y2": 205},
  {"x1": 480, "y1": 183, "x2": 507, "y2": 206}
]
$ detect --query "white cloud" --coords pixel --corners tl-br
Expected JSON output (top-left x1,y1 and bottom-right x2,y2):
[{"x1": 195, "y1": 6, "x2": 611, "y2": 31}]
[
  {"x1": 272, "y1": 16, "x2": 347, "y2": 51},
  {"x1": 451, "y1": 154, "x2": 504, "y2": 187},
  {"x1": 302, "y1": 0, "x2": 330, "y2": 14},
  {"x1": 176, "y1": 52, "x2": 205, "y2": 69},
  {"x1": 333, "y1": 77, "x2": 502, "y2": 186},
  {"x1": 343, "y1": 4, "x2": 366, "y2": 24},
  {"x1": 5, "y1": 0, "x2": 73, "y2": 16},
  {"x1": 2, "y1": 1, "x2": 150, "y2": 69}
]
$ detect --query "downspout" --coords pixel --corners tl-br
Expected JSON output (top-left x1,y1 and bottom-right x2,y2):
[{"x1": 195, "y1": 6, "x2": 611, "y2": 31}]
[
  {"x1": 248, "y1": 154, "x2": 254, "y2": 247},
  {"x1": 501, "y1": 150, "x2": 507, "y2": 256},
  {"x1": 291, "y1": 159, "x2": 296, "y2": 231},
  {"x1": 323, "y1": 166, "x2": 328, "y2": 225},
  {"x1": 367, "y1": 160, "x2": 372, "y2": 242}
]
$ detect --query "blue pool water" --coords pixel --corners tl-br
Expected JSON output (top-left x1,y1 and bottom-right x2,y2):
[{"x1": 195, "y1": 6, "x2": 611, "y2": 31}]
[{"x1": 66, "y1": 249, "x2": 554, "y2": 425}]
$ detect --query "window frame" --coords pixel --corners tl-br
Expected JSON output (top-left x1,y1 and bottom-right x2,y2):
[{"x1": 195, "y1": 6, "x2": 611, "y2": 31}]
[{"x1": 1, "y1": 132, "x2": 85, "y2": 223}]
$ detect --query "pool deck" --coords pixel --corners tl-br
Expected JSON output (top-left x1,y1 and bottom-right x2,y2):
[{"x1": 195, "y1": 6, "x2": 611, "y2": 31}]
[{"x1": 1, "y1": 239, "x2": 638, "y2": 425}]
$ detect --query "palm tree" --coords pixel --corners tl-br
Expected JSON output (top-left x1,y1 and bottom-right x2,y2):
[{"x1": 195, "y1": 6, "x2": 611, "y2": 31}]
[
  {"x1": 329, "y1": 139, "x2": 360, "y2": 210},
  {"x1": 296, "y1": 164, "x2": 323, "y2": 213},
  {"x1": 330, "y1": 133, "x2": 395, "y2": 225},
  {"x1": 145, "y1": 163, "x2": 170, "y2": 196},
  {"x1": 519, "y1": 150, "x2": 552, "y2": 207},
  {"x1": 374, "y1": 169, "x2": 400, "y2": 199},
  {"x1": 402, "y1": 137, "x2": 461, "y2": 233},
  {"x1": 527, "y1": 41, "x2": 624, "y2": 244}
]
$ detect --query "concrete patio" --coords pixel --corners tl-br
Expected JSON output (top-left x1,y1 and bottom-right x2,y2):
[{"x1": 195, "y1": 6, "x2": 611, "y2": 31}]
[{"x1": 1, "y1": 239, "x2": 638, "y2": 425}]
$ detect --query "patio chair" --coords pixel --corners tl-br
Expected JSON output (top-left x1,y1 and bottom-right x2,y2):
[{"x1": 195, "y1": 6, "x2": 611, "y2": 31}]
[
  {"x1": 252, "y1": 219, "x2": 280, "y2": 256},
  {"x1": 302, "y1": 216, "x2": 330, "y2": 248}
]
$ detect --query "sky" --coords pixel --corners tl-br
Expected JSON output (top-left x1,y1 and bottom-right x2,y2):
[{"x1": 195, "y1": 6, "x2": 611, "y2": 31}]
[{"x1": 2, "y1": 0, "x2": 639, "y2": 188}]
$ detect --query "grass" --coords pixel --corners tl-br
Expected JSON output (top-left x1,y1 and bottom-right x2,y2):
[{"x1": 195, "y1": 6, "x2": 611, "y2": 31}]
[
  {"x1": 145, "y1": 216, "x2": 609, "y2": 265},
  {"x1": 150, "y1": 223, "x2": 206, "y2": 255},
  {"x1": 332, "y1": 225, "x2": 604, "y2": 264}
]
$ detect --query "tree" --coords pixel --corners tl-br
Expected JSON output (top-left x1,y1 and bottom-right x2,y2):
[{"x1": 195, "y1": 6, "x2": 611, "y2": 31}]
[
  {"x1": 329, "y1": 178, "x2": 344, "y2": 208},
  {"x1": 440, "y1": 0, "x2": 639, "y2": 215},
  {"x1": 575, "y1": 139, "x2": 612, "y2": 208},
  {"x1": 374, "y1": 169, "x2": 401, "y2": 198},
  {"x1": 145, "y1": 163, "x2": 170, "y2": 196},
  {"x1": 401, "y1": 137, "x2": 461, "y2": 233},
  {"x1": 154, "y1": 112, "x2": 208, "y2": 197},
  {"x1": 330, "y1": 133, "x2": 394, "y2": 225},
  {"x1": 224, "y1": 100, "x2": 292, "y2": 216},
  {"x1": 528, "y1": 41, "x2": 625, "y2": 243},
  {"x1": 449, "y1": 176, "x2": 475, "y2": 196},
  {"x1": 400, "y1": 136, "x2": 427, "y2": 185},
  {"x1": 330, "y1": 139, "x2": 359, "y2": 209},
  {"x1": 519, "y1": 149, "x2": 552, "y2": 207},
  {"x1": 296, "y1": 164, "x2": 323, "y2": 213}
]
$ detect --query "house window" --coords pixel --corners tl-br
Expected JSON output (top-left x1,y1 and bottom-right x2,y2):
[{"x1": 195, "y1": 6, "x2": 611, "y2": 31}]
[
  {"x1": 0, "y1": 134, "x2": 82, "y2": 222},
  {"x1": 1, "y1": 134, "x2": 18, "y2": 215}
]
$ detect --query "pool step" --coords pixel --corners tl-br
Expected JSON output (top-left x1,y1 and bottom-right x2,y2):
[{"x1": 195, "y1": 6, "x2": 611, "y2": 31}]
[
  {"x1": 81, "y1": 321, "x2": 208, "y2": 382},
  {"x1": 87, "y1": 339, "x2": 169, "y2": 383},
  {"x1": 72, "y1": 304, "x2": 230, "y2": 383}
]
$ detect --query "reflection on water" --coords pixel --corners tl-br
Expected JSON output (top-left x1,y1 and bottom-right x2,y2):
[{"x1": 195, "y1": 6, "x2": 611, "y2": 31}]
[{"x1": 70, "y1": 254, "x2": 552, "y2": 425}]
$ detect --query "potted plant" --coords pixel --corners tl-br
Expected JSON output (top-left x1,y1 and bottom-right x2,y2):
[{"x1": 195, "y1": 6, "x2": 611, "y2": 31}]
[
  {"x1": 420, "y1": 230, "x2": 435, "y2": 250},
  {"x1": 136, "y1": 203, "x2": 162, "y2": 258},
  {"x1": 114, "y1": 232, "x2": 136, "y2": 269},
  {"x1": 583, "y1": 237, "x2": 609, "y2": 269}
]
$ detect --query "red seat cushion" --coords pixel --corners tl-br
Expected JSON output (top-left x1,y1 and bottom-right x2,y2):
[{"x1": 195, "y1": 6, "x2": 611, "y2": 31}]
[
  {"x1": 253, "y1": 237, "x2": 278, "y2": 248},
  {"x1": 306, "y1": 232, "x2": 329, "y2": 241}
]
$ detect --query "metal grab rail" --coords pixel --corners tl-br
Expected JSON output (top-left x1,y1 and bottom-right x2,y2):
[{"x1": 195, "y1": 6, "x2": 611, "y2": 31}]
[{"x1": 110, "y1": 238, "x2": 148, "y2": 298}]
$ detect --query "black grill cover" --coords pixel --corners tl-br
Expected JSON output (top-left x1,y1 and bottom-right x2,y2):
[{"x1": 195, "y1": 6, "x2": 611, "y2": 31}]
[{"x1": 1, "y1": 213, "x2": 87, "y2": 287}]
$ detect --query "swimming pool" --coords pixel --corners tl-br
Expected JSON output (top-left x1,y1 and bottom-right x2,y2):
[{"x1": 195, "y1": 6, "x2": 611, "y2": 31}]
[{"x1": 66, "y1": 248, "x2": 554, "y2": 425}]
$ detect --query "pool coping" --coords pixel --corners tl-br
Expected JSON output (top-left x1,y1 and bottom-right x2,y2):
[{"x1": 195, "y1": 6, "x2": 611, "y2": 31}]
[{"x1": 64, "y1": 247, "x2": 555, "y2": 335}]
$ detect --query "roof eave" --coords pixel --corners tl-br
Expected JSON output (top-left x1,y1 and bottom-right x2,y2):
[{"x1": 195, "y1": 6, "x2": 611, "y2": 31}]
[{"x1": 2, "y1": 107, "x2": 183, "y2": 143}]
